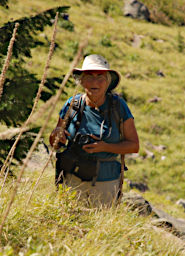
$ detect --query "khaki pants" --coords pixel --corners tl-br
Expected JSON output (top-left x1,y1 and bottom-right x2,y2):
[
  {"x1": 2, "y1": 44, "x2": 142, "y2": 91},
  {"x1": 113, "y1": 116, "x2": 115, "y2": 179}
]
[{"x1": 65, "y1": 174, "x2": 120, "y2": 207}]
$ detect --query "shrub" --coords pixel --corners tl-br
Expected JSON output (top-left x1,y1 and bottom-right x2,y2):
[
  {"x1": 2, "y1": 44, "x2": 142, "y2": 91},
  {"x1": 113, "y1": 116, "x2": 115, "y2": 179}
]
[
  {"x1": 142, "y1": 0, "x2": 185, "y2": 26},
  {"x1": 100, "y1": 35, "x2": 112, "y2": 47},
  {"x1": 99, "y1": 0, "x2": 123, "y2": 16}
]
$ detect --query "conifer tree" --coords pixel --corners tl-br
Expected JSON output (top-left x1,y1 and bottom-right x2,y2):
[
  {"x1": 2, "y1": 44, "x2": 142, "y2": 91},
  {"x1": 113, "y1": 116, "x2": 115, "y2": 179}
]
[{"x1": 0, "y1": 6, "x2": 73, "y2": 168}]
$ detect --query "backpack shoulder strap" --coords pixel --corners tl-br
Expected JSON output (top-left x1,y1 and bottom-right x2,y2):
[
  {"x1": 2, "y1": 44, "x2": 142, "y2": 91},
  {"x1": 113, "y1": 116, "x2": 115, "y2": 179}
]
[
  {"x1": 108, "y1": 93, "x2": 121, "y2": 132},
  {"x1": 65, "y1": 93, "x2": 85, "y2": 130}
]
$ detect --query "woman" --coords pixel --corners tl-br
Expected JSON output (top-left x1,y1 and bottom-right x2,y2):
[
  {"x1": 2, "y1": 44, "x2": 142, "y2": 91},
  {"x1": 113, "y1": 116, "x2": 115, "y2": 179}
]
[{"x1": 50, "y1": 54, "x2": 139, "y2": 206}]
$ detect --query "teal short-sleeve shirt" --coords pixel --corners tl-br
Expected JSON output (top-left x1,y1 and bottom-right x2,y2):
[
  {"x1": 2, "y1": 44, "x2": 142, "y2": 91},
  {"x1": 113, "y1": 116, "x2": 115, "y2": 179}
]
[{"x1": 59, "y1": 94, "x2": 134, "y2": 181}]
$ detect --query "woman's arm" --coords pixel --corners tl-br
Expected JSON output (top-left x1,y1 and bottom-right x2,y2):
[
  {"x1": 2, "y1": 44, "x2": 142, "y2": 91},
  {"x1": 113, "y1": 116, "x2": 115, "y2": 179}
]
[
  {"x1": 49, "y1": 117, "x2": 70, "y2": 149},
  {"x1": 83, "y1": 118, "x2": 139, "y2": 154}
]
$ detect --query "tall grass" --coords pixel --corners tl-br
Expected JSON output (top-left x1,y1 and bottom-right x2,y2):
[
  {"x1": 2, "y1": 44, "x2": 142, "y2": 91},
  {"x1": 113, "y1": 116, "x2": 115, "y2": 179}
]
[
  {"x1": 0, "y1": 37, "x2": 88, "y2": 236},
  {"x1": 1, "y1": 174, "x2": 184, "y2": 255},
  {"x1": 0, "y1": 0, "x2": 185, "y2": 254}
]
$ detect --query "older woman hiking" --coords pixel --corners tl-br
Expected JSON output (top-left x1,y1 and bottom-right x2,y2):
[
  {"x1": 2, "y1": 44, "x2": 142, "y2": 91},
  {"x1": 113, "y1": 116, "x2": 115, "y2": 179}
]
[{"x1": 49, "y1": 54, "x2": 139, "y2": 206}]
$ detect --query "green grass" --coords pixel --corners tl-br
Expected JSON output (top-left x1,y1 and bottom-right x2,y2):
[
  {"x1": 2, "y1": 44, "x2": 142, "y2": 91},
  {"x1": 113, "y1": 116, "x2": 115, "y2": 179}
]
[{"x1": 0, "y1": 0, "x2": 185, "y2": 254}]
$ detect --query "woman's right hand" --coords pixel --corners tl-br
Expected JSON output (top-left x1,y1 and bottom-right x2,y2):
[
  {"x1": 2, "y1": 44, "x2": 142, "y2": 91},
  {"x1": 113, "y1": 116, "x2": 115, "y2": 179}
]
[
  {"x1": 53, "y1": 127, "x2": 70, "y2": 145},
  {"x1": 49, "y1": 118, "x2": 70, "y2": 149}
]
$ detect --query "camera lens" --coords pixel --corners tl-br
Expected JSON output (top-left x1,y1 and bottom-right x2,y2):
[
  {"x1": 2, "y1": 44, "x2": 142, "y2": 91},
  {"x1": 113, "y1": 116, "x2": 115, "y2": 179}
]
[{"x1": 79, "y1": 135, "x2": 90, "y2": 145}]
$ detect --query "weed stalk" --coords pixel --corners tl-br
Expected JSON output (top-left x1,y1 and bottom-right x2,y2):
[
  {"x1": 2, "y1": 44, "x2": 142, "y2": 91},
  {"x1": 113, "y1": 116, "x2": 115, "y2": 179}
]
[
  {"x1": 0, "y1": 37, "x2": 88, "y2": 236},
  {"x1": 0, "y1": 23, "x2": 19, "y2": 100}
]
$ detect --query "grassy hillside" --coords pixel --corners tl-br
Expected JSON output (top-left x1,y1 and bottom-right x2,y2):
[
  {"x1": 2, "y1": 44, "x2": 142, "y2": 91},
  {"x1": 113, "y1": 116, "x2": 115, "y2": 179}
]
[{"x1": 0, "y1": 0, "x2": 185, "y2": 255}]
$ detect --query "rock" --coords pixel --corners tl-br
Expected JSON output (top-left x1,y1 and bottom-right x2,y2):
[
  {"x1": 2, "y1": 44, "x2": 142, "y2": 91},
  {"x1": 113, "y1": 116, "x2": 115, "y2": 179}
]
[
  {"x1": 122, "y1": 192, "x2": 185, "y2": 240},
  {"x1": 144, "y1": 149, "x2": 155, "y2": 159},
  {"x1": 126, "y1": 179, "x2": 149, "y2": 192},
  {"x1": 156, "y1": 70, "x2": 165, "y2": 77},
  {"x1": 151, "y1": 218, "x2": 174, "y2": 229},
  {"x1": 148, "y1": 96, "x2": 162, "y2": 103},
  {"x1": 176, "y1": 199, "x2": 185, "y2": 210},
  {"x1": 145, "y1": 142, "x2": 166, "y2": 152},
  {"x1": 132, "y1": 34, "x2": 144, "y2": 48},
  {"x1": 123, "y1": 0, "x2": 150, "y2": 21},
  {"x1": 125, "y1": 72, "x2": 132, "y2": 79},
  {"x1": 156, "y1": 39, "x2": 164, "y2": 43},
  {"x1": 155, "y1": 145, "x2": 166, "y2": 151},
  {"x1": 151, "y1": 206, "x2": 185, "y2": 240},
  {"x1": 125, "y1": 153, "x2": 140, "y2": 159},
  {"x1": 122, "y1": 192, "x2": 152, "y2": 215}
]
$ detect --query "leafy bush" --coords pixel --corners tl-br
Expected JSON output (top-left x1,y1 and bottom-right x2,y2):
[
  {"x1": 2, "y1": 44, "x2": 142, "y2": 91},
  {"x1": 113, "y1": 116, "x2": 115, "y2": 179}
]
[
  {"x1": 63, "y1": 40, "x2": 79, "y2": 61},
  {"x1": 100, "y1": 35, "x2": 112, "y2": 47},
  {"x1": 99, "y1": 0, "x2": 123, "y2": 16}
]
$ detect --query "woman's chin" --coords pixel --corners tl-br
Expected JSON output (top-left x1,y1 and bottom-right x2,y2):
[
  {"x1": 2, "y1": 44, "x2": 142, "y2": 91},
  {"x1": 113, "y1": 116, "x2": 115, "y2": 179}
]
[{"x1": 89, "y1": 93, "x2": 100, "y2": 101}]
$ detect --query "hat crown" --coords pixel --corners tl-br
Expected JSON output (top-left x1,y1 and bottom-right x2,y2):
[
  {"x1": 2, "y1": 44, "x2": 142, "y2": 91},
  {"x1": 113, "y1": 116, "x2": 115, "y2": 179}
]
[{"x1": 82, "y1": 54, "x2": 110, "y2": 70}]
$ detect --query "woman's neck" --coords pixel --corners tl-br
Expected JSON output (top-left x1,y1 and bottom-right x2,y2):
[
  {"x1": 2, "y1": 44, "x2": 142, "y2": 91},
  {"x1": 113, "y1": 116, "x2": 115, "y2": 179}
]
[{"x1": 85, "y1": 94, "x2": 106, "y2": 108}]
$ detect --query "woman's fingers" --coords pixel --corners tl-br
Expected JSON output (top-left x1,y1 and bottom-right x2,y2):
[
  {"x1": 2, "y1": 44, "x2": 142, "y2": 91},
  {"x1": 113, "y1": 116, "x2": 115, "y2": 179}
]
[
  {"x1": 56, "y1": 129, "x2": 70, "y2": 144},
  {"x1": 83, "y1": 141, "x2": 106, "y2": 153}
]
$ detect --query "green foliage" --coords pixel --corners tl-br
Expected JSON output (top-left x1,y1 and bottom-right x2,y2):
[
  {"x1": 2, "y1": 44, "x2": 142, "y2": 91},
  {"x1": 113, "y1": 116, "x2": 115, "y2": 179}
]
[
  {"x1": 0, "y1": 175, "x2": 184, "y2": 255},
  {"x1": 0, "y1": 0, "x2": 8, "y2": 8},
  {"x1": 0, "y1": 6, "x2": 72, "y2": 169},
  {"x1": 177, "y1": 31, "x2": 185, "y2": 52},
  {"x1": 100, "y1": 0, "x2": 123, "y2": 16},
  {"x1": 0, "y1": 6, "x2": 70, "y2": 58},
  {"x1": 142, "y1": 0, "x2": 185, "y2": 26},
  {"x1": 0, "y1": 68, "x2": 38, "y2": 126},
  {"x1": 62, "y1": 40, "x2": 79, "y2": 61},
  {"x1": 0, "y1": 1, "x2": 185, "y2": 253},
  {"x1": 100, "y1": 35, "x2": 112, "y2": 47},
  {"x1": 58, "y1": 19, "x2": 74, "y2": 31}
]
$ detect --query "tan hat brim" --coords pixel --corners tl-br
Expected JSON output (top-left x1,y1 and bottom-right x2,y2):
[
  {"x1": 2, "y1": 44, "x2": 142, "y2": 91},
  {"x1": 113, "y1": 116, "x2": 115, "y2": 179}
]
[{"x1": 72, "y1": 68, "x2": 121, "y2": 91}]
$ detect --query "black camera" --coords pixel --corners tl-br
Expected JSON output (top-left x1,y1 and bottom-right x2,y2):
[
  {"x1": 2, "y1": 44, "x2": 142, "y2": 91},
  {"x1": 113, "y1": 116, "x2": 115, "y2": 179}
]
[{"x1": 74, "y1": 133, "x2": 96, "y2": 146}]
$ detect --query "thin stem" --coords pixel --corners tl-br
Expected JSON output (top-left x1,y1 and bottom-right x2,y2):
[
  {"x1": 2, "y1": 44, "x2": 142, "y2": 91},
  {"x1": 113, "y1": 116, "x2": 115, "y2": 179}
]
[
  {"x1": 0, "y1": 37, "x2": 88, "y2": 236},
  {"x1": 0, "y1": 23, "x2": 19, "y2": 100},
  {"x1": 25, "y1": 83, "x2": 81, "y2": 208}
]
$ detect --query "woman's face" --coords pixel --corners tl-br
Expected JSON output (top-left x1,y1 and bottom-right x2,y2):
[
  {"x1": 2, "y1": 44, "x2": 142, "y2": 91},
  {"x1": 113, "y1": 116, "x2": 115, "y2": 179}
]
[{"x1": 81, "y1": 70, "x2": 109, "y2": 101}]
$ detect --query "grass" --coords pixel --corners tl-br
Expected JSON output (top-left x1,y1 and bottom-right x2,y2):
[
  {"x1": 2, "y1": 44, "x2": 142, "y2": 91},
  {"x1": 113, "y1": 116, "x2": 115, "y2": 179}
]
[
  {"x1": 0, "y1": 0, "x2": 185, "y2": 254},
  {"x1": 0, "y1": 167, "x2": 184, "y2": 255}
]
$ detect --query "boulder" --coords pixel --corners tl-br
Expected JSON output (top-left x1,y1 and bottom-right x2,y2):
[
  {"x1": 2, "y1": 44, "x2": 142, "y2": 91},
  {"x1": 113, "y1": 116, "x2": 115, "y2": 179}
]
[
  {"x1": 151, "y1": 206, "x2": 185, "y2": 240},
  {"x1": 122, "y1": 192, "x2": 152, "y2": 215},
  {"x1": 126, "y1": 179, "x2": 149, "y2": 192},
  {"x1": 176, "y1": 199, "x2": 185, "y2": 210},
  {"x1": 123, "y1": 0, "x2": 150, "y2": 21},
  {"x1": 122, "y1": 192, "x2": 185, "y2": 240}
]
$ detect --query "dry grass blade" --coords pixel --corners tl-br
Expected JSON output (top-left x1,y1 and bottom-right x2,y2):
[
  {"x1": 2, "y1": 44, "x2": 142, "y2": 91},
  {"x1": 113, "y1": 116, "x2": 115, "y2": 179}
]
[
  {"x1": 0, "y1": 37, "x2": 88, "y2": 236},
  {"x1": 0, "y1": 23, "x2": 19, "y2": 101},
  {"x1": 0, "y1": 13, "x2": 58, "y2": 178},
  {"x1": 117, "y1": 118, "x2": 125, "y2": 203},
  {"x1": 25, "y1": 82, "x2": 81, "y2": 207}
]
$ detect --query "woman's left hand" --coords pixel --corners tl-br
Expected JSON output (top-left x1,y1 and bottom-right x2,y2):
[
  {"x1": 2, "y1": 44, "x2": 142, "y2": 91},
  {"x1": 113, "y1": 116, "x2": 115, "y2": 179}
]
[{"x1": 82, "y1": 135, "x2": 107, "y2": 153}]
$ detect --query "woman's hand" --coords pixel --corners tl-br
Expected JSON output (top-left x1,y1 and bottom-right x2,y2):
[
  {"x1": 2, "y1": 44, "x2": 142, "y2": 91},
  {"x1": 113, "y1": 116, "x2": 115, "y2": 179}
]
[
  {"x1": 54, "y1": 128, "x2": 70, "y2": 145},
  {"x1": 82, "y1": 135, "x2": 107, "y2": 153},
  {"x1": 82, "y1": 118, "x2": 139, "y2": 155},
  {"x1": 49, "y1": 118, "x2": 70, "y2": 149}
]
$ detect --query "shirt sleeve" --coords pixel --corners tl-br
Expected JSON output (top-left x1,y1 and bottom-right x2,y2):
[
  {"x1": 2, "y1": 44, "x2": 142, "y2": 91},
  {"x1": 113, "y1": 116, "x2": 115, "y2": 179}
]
[
  {"x1": 59, "y1": 97, "x2": 73, "y2": 119},
  {"x1": 119, "y1": 97, "x2": 134, "y2": 121}
]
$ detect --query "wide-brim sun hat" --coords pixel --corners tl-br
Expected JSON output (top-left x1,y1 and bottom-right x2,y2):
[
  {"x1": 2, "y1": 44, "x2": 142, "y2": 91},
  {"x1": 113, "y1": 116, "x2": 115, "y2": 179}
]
[{"x1": 72, "y1": 54, "x2": 121, "y2": 91}]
